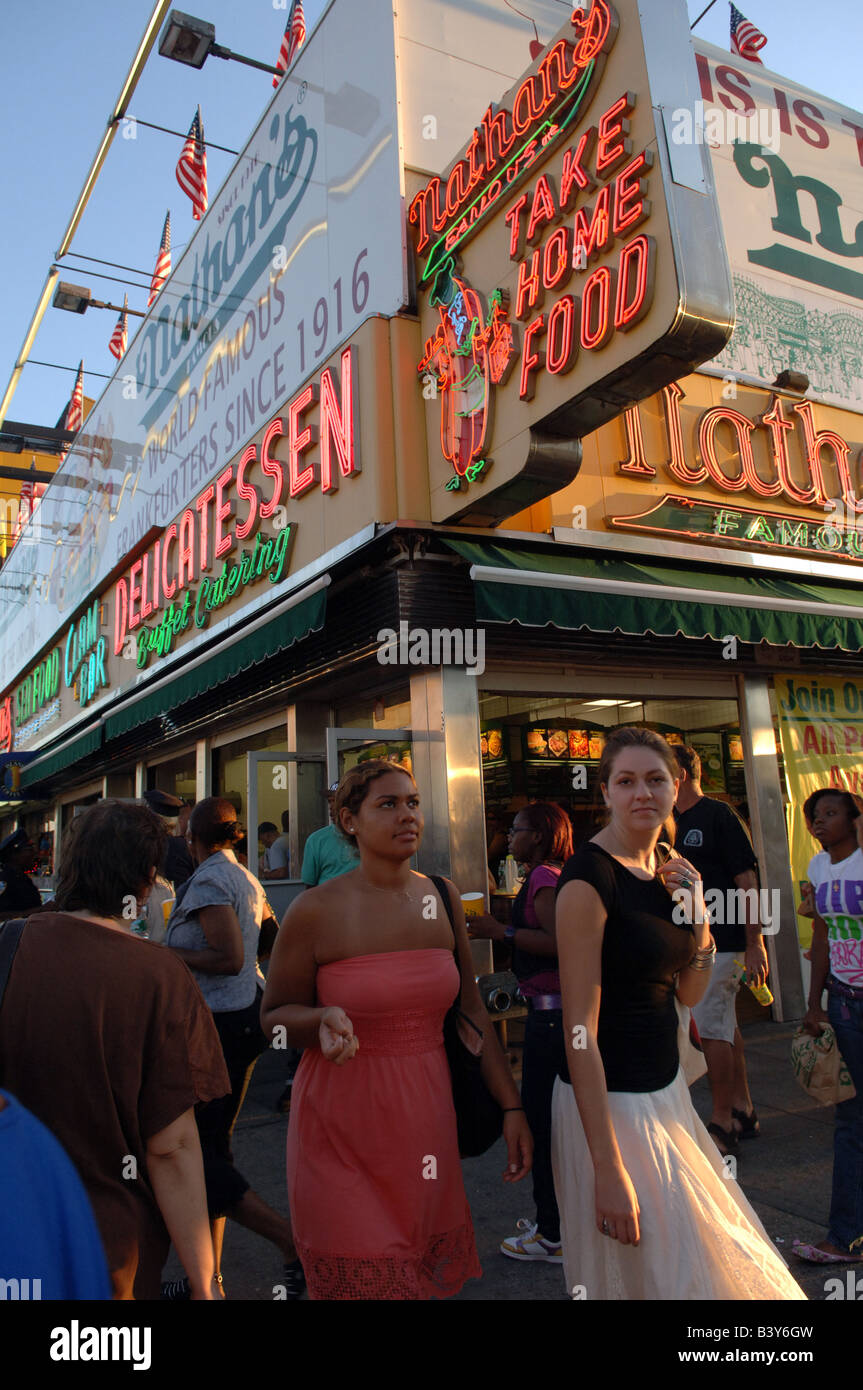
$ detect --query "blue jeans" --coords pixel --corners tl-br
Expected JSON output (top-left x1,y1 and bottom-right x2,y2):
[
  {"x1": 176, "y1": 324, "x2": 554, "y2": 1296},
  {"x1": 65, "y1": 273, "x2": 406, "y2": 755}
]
[
  {"x1": 827, "y1": 992, "x2": 863, "y2": 1253},
  {"x1": 521, "y1": 1008, "x2": 565, "y2": 1243}
]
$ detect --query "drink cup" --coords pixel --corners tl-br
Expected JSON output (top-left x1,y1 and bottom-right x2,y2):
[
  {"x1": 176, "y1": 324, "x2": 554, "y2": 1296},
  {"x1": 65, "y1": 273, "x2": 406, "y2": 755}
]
[
  {"x1": 162, "y1": 898, "x2": 175, "y2": 925},
  {"x1": 460, "y1": 892, "x2": 485, "y2": 918}
]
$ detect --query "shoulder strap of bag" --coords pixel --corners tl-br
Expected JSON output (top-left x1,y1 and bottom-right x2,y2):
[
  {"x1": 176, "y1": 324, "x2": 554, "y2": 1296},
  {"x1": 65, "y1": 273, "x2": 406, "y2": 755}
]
[
  {"x1": 428, "y1": 874, "x2": 456, "y2": 937},
  {"x1": 0, "y1": 918, "x2": 26, "y2": 1011}
]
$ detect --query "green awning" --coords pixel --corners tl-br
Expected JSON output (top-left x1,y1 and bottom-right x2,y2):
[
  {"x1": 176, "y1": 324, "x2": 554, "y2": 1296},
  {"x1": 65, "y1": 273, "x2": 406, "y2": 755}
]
[
  {"x1": 20, "y1": 724, "x2": 103, "y2": 789},
  {"x1": 103, "y1": 587, "x2": 327, "y2": 740},
  {"x1": 445, "y1": 539, "x2": 863, "y2": 651}
]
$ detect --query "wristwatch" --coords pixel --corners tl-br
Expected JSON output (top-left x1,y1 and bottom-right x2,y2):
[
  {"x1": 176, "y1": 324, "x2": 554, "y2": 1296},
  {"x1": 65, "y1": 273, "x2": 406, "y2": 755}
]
[{"x1": 503, "y1": 923, "x2": 516, "y2": 941}]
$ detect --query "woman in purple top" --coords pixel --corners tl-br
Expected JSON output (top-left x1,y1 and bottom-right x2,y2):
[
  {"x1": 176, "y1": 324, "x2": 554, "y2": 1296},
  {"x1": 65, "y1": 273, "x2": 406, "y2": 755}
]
[{"x1": 469, "y1": 802, "x2": 573, "y2": 1266}]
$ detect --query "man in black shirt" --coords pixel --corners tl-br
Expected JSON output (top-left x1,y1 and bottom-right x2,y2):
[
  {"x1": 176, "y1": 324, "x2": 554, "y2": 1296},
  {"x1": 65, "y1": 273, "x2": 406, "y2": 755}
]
[
  {"x1": 673, "y1": 745, "x2": 769, "y2": 1157},
  {"x1": 0, "y1": 828, "x2": 42, "y2": 920}
]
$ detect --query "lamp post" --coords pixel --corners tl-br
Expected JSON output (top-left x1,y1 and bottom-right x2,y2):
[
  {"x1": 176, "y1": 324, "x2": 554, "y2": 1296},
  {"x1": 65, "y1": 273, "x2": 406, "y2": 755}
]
[
  {"x1": 158, "y1": 10, "x2": 281, "y2": 75},
  {"x1": 52, "y1": 283, "x2": 146, "y2": 319}
]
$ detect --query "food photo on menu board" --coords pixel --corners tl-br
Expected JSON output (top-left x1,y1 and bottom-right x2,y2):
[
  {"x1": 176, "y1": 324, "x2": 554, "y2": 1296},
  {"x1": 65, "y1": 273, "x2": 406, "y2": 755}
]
[
  {"x1": 481, "y1": 728, "x2": 506, "y2": 763},
  {"x1": 726, "y1": 733, "x2": 745, "y2": 764},
  {"x1": 689, "y1": 737, "x2": 727, "y2": 794}
]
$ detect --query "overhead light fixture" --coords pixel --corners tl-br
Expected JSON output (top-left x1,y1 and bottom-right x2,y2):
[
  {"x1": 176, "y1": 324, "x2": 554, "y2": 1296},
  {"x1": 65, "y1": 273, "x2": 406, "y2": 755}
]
[
  {"x1": 158, "y1": 9, "x2": 280, "y2": 75},
  {"x1": 52, "y1": 282, "x2": 146, "y2": 318}
]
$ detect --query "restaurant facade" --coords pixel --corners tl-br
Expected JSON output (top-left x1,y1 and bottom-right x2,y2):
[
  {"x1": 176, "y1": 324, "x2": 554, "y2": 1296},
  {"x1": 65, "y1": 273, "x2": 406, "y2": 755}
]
[{"x1": 3, "y1": 0, "x2": 863, "y2": 1016}]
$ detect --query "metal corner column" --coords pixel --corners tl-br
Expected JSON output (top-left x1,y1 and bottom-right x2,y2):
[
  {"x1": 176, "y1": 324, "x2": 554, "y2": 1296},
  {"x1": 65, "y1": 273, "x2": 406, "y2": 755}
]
[
  {"x1": 410, "y1": 667, "x2": 492, "y2": 973},
  {"x1": 737, "y1": 673, "x2": 805, "y2": 1021}
]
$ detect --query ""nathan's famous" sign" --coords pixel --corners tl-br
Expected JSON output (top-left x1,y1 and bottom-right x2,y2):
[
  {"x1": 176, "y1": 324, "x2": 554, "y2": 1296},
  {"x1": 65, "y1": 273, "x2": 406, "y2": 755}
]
[{"x1": 410, "y1": 0, "x2": 734, "y2": 526}]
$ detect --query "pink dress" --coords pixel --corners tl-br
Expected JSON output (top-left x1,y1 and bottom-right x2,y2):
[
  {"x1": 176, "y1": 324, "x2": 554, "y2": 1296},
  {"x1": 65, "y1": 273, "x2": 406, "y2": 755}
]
[{"x1": 286, "y1": 948, "x2": 482, "y2": 1299}]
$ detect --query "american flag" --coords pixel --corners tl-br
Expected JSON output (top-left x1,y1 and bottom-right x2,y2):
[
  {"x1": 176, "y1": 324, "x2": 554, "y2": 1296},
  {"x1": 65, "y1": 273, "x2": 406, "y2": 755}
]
[
  {"x1": 65, "y1": 360, "x2": 85, "y2": 436},
  {"x1": 730, "y1": 4, "x2": 767, "y2": 64},
  {"x1": 148, "y1": 211, "x2": 172, "y2": 307},
  {"x1": 109, "y1": 296, "x2": 128, "y2": 361},
  {"x1": 273, "y1": 0, "x2": 306, "y2": 88},
  {"x1": 176, "y1": 106, "x2": 208, "y2": 221}
]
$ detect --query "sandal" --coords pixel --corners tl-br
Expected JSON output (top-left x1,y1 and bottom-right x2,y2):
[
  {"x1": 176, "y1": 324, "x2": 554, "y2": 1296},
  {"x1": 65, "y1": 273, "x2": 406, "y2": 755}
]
[
  {"x1": 792, "y1": 1240, "x2": 863, "y2": 1265},
  {"x1": 732, "y1": 1106, "x2": 760, "y2": 1138},
  {"x1": 707, "y1": 1122, "x2": 739, "y2": 1157}
]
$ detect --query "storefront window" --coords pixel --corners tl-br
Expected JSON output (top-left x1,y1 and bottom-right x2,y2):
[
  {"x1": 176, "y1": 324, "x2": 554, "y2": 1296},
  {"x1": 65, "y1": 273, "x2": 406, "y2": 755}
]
[
  {"x1": 212, "y1": 724, "x2": 290, "y2": 862},
  {"x1": 479, "y1": 691, "x2": 747, "y2": 864},
  {"x1": 147, "y1": 750, "x2": 196, "y2": 805}
]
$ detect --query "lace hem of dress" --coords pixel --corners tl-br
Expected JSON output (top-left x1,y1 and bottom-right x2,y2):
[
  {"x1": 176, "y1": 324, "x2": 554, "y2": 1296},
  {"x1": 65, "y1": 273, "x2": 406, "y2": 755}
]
[{"x1": 297, "y1": 1222, "x2": 482, "y2": 1300}]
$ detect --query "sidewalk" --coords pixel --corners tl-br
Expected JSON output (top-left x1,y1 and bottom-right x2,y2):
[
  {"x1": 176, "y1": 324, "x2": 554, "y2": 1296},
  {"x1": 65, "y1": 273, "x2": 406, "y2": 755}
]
[{"x1": 175, "y1": 1020, "x2": 842, "y2": 1301}]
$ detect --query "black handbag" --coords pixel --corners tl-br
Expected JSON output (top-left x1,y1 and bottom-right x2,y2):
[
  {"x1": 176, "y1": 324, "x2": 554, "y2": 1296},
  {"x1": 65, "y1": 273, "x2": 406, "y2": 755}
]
[{"x1": 429, "y1": 876, "x2": 503, "y2": 1158}]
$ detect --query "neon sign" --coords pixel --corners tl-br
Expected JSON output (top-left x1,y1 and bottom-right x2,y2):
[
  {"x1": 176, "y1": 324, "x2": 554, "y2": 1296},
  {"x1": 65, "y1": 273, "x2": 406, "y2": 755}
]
[
  {"x1": 114, "y1": 347, "x2": 358, "y2": 658},
  {"x1": 409, "y1": 2, "x2": 617, "y2": 290},
  {"x1": 0, "y1": 697, "x2": 12, "y2": 754}
]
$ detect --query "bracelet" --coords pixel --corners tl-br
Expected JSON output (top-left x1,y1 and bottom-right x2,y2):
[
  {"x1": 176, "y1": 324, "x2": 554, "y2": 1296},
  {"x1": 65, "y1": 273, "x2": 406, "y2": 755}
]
[
  {"x1": 688, "y1": 940, "x2": 717, "y2": 971},
  {"x1": 503, "y1": 1106, "x2": 524, "y2": 1113}
]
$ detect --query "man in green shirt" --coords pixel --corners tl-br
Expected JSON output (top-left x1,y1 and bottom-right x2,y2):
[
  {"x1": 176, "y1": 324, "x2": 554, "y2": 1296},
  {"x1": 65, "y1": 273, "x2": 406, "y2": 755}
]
[{"x1": 300, "y1": 784, "x2": 359, "y2": 886}]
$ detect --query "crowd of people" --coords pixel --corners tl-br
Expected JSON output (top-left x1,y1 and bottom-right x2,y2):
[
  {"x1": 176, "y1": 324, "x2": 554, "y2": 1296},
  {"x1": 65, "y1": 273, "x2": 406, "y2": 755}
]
[{"x1": 0, "y1": 732, "x2": 860, "y2": 1301}]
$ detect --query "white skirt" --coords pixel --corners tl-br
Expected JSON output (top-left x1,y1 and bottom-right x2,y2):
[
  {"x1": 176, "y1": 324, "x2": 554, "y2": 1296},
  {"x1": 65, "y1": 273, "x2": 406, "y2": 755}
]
[{"x1": 551, "y1": 1069, "x2": 806, "y2": 1300}]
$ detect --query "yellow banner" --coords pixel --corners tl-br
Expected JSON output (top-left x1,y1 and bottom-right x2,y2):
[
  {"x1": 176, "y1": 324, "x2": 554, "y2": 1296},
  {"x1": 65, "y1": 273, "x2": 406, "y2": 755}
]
[{"x1": 775, "y1": 674, "x2": 863, "y2": 946}]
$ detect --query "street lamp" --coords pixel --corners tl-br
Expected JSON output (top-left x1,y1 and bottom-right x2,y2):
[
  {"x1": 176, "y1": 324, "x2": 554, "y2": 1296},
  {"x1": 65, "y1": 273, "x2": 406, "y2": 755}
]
[
  {"x1": 52, "y1": 282, "x2": 146, "y2": 319},
  {"x1": 158, "y1": 10, "x2": 281, "y2": 75}
]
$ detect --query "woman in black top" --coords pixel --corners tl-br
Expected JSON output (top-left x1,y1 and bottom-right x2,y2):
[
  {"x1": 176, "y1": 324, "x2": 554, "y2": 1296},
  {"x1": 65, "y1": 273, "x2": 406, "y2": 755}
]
[{"x1": 553, "y1": 727, "x2": 804, "y2": 1300}]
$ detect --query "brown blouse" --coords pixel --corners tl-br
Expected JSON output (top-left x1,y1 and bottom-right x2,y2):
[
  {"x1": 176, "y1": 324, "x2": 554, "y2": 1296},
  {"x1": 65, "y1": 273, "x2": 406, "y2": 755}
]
[{"x1": 0, "y1": 912, "x2": 229, "y2": 1298}]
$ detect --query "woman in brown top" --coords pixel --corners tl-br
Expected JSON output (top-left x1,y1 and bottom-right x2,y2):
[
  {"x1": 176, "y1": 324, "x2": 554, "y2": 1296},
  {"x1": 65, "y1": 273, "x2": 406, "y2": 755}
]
[{"x1": 0, "y1": 801, "x2": 230, "y2": 1299}]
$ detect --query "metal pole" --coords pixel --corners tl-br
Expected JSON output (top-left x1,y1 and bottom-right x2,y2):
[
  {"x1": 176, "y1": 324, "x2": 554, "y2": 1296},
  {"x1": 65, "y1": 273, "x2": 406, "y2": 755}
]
[
  {"x1": 0, "y1": 0, "x2": 173, "y2": 430},
  {"x1": 690, "y1": 0, "x2": 720, "y2": 29}
]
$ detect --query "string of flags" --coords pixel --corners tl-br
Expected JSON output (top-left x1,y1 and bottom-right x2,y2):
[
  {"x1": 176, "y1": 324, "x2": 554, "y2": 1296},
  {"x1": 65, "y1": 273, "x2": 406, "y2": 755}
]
[{"x1": 68, "y1": 10, "x2": 309, "y2": 390}]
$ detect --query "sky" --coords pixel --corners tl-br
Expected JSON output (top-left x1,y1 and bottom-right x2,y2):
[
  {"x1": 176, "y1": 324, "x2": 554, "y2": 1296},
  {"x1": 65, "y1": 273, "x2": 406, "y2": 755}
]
[{"x1": 0, "y1": 0, "x2": 860, "y2": 431}]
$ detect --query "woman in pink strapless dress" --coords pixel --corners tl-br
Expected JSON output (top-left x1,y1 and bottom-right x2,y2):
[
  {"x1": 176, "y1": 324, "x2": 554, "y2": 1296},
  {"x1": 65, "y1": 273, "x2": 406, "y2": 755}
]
[{"x1": 262, "y1": 759, "x2": 532, "y2": 1300}]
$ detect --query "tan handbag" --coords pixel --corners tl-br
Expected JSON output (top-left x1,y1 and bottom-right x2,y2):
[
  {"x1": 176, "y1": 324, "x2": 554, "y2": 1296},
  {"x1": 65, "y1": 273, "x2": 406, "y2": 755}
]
[{"x1": 791, "y1": 1024, "x2": 857, "y2": 1105}]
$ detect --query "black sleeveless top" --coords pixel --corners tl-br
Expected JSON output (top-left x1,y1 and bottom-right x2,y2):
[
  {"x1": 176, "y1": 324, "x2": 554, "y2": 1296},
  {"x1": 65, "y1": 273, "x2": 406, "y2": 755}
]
[{"x1": 556, "y1": 842, "x2": 695, "y2": 1093}]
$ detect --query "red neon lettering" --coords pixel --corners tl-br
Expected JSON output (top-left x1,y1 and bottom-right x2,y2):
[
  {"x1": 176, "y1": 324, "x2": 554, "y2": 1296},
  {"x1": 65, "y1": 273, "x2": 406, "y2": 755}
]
[
  {"x1": 235, "y1": 445, "x2": 260, "y2": 541},
  {"x1": 505, "y1": 193, "x2": 529, "y2": 260},
  {"x1": 516, "y1": 249, "x2": 543, "y2": 320},
  {"x1": 618, "y1": 405, "x2": 656, "y2": 477},
  {"x1": 260, "y1": 417, "x2": 285, "y2": 518},
  {"x1": 177, "y1": 509, "x2": 196, "y2": 591},
  {"x1": 320, "y1": 347, "x2": 358, "y2": 494},
  {"x1": 140, "y1": 551, "x2": 154, "y2": 620},
  {"x1": 519, "y1": 315, "x2": 546, "y2": 401},
  {"x1": 445, "y1": 159, "x2": 473, "y2": 217},
  {"x1": 698, "y1": 408, "x2": 758, "y2": 494},
  {"x1": 537, "y1": 40, "x2": 582, "y2": 104},
  {"x1": 481, "y1": 103, "x2": 516, "y2": 172},
  {"x1": 580, "y1": 265, "x2": 614, "y2": 350},
  {"x1": 512, "y1": 74, "x2": 544, "y2": 137},
  {"x1": 792, "y1": 401, "x2": 851, "y2": 510},
  {"x1": 113, "y1": 578, "x2": 128, "y2": 656},
  {"x1": 613, "y1": 234, "x2": 654, "y2": 330},
  {"x1": 152, "y1": 540, "x2": 161, "y2": 614},
  {"x1": 760, "y1": 396, "x2": 812, "y2": 505},
  {"x1": 288, "y1": 384, "x2": 320, "y2": 498},
  {"x1": 543, "y1": 227, "x2": 573, "y2": 290},
  {"x1": 128, "y1": 560, "x2": 142, "y2": 632},
  {"x1": 663, "y1": 382, "x2": 705, "y2": 484},
  {"x1": 195, "y1": 485, "x2": 215, "y2": 574},
  {"x1": 526, "y1": 175, "x2": 558, "y2": 244},
  {"x1": 408, "y1": 178, "x2": 446, "y2": 253},
  {"x1": 570, "y1": 0, "x2": 614, "y2": 66},
  {"x1": 572, "y1": 185, "x2": 611, "y2": 265},
  {"x1": 214, "y1": 465, "x2": 236, "y2": 559},
  {"x1": 596, "y1": 93, "x2": 634, "y2": 175},
  {"x1": 161, "y1": 523, "x2": 178, "y2": 600},
  {"x1": 612, "y1": 150, "x2": 653, "y2": 236},
  {"x1": 546, "y1": 295, "x2": 578, "y2": 376},
  {"x1": 560, "y1": 129, "x2": 595, "y2": 210}
]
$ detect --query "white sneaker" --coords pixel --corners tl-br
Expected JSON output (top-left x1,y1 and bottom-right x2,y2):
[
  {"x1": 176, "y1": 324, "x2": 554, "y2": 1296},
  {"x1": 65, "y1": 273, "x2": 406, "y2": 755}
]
[{"x1": 500, "y1": 1218, "x2": 563, "y2": 1264}]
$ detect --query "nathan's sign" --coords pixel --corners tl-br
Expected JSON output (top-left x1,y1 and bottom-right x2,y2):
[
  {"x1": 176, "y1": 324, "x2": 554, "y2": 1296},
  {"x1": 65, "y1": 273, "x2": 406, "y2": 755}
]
[
  {"x1": 410, "y1": 0, "x2": 733, "y2": 525},
  {"x1": 598, "y1": 378, "x2": 863, "y2": 566}
]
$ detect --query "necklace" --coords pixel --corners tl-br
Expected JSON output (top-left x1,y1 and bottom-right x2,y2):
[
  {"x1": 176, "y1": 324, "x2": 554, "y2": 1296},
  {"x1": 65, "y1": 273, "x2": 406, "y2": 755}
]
[{"x1": 357, "y1": 875, "x2": 418, "y2": 904}]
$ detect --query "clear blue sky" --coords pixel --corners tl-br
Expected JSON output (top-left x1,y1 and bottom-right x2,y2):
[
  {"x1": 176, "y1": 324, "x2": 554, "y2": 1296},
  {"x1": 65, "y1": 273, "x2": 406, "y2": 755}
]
[{"x1": 0, "y1": 0, "x2": 858, "y2": 429}]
